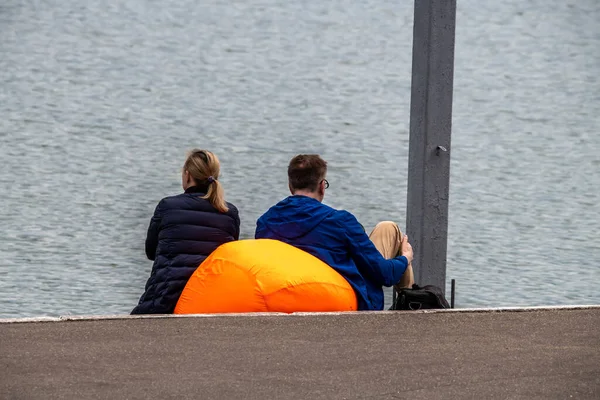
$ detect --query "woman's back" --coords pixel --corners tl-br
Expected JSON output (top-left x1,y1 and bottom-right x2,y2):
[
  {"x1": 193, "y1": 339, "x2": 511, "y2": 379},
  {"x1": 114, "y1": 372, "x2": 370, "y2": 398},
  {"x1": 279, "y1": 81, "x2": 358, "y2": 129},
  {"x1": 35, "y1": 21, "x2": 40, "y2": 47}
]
[{"x1": 132, "y1": 150, "x2": 239, "y2": 314}]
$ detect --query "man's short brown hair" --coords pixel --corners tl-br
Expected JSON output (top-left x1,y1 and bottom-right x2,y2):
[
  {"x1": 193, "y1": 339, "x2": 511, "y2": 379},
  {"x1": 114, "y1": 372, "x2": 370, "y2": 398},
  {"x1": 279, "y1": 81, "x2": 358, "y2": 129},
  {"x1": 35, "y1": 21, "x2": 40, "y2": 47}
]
[{"x1": 288, "y1": 154, "x2": 327, "y2": 192}]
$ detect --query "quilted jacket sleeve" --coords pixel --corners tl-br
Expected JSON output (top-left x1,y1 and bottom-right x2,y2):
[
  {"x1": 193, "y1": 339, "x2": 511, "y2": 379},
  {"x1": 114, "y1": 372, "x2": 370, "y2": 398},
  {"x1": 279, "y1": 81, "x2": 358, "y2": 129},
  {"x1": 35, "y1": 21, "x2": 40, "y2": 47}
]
[{"x1": 145, "y1": 200, "x2": 165, "y2": 260}]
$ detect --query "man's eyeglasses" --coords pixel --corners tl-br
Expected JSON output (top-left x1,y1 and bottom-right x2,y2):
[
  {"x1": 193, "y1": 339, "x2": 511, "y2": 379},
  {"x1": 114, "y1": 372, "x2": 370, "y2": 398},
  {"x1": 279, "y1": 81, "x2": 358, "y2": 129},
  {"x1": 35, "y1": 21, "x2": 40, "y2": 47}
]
[{"x1": 322, "y1": 179, "x2": 329, "y2": 189}]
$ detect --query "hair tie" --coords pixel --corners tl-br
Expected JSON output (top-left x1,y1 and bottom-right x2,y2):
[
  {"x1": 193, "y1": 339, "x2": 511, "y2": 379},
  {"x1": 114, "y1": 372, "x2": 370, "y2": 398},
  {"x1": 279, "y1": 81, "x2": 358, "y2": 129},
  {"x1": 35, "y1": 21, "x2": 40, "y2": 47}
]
[{"x1": 207, "y1": 176, "x2": 215, "y2": 184}]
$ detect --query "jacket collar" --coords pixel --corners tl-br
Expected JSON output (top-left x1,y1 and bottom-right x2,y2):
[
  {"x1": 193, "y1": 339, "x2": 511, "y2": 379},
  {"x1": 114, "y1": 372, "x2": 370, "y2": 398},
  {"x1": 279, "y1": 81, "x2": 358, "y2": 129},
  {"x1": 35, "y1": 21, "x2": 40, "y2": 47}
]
[{"x1": 184, "y1": 184, "x2": 210, "y2": 194}]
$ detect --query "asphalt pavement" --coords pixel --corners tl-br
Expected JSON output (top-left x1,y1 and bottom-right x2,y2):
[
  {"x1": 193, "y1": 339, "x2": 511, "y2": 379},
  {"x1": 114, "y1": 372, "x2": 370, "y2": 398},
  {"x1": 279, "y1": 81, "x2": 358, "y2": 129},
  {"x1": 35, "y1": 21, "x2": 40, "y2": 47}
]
[{"x1": 1, "y1": 308, "x2": 599, "y2": 399}]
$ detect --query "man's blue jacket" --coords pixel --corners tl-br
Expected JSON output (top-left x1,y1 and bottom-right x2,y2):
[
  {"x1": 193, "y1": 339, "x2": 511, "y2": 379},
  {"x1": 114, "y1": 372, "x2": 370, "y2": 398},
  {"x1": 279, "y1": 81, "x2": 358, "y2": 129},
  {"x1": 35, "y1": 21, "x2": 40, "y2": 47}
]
[{"x1": 255, "y1": 195, "x2": 408, "y2": 310}]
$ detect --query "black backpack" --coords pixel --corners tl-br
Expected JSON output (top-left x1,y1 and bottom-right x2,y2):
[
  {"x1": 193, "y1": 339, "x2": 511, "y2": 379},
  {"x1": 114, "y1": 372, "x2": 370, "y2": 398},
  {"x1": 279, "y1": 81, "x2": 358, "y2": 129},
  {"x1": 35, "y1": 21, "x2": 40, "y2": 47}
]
[{"x1": 390, "y1": 284, "x2": 450, "y2": 311}]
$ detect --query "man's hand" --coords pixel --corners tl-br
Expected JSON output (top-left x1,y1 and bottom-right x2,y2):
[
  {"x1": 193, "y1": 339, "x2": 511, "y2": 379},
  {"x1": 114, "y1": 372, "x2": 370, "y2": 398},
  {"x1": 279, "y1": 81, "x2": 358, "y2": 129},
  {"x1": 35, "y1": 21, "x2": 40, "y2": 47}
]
[{"x1": 401, "y1": 234, "x2": 414, "y2": 264}]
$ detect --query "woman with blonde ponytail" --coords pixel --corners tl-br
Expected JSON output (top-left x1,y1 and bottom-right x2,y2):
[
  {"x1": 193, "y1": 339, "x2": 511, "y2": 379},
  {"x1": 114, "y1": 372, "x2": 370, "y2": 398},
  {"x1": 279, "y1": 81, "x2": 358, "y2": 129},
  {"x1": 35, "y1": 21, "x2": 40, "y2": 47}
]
[{"x1": 132, "y1": 149, "x2": 240, "y2": 315}]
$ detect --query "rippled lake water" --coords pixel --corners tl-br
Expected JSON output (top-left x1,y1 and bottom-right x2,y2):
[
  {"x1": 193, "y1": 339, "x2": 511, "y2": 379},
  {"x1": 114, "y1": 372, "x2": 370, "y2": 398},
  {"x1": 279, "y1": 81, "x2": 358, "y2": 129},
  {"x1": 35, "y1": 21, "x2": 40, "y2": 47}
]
[{"x1": 1, "y1": 0, "x2": 599, "y2": 317}]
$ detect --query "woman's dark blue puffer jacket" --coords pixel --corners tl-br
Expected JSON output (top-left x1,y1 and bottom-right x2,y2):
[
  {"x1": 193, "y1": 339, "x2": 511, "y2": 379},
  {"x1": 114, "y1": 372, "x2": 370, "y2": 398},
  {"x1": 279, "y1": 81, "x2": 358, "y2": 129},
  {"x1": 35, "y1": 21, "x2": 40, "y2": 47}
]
[{"x1": 131, "y1": 185, "x2": 240, "y2": 314}]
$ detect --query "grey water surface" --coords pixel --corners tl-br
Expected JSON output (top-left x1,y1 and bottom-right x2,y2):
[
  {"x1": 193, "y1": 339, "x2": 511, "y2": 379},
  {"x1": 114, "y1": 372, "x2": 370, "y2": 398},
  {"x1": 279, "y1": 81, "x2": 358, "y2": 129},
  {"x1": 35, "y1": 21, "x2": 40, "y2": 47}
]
[{"x1": 1, "y1": 0, "x2": 599, "y2": 317}]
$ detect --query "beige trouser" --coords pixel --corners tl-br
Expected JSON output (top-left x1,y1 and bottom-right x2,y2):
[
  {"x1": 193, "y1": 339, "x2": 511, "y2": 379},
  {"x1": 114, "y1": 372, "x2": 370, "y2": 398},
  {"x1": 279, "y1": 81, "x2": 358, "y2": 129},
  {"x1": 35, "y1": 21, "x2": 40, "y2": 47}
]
[{"x1": 368, "y1": 221, "x2": 415, "y2": 289}]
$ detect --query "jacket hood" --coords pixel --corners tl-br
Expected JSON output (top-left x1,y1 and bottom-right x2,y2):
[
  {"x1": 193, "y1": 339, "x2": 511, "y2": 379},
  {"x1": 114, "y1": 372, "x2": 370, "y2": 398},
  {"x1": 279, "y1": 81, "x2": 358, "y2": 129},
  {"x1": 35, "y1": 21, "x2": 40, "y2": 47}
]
[{"x1": 259, "y1": 195, "x2": 335, "y2": 240}]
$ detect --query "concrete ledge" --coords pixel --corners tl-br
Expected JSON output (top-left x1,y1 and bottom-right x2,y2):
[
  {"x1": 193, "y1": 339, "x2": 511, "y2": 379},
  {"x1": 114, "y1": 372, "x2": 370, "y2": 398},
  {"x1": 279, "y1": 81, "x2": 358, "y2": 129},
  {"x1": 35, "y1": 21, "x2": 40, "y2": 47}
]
[
  {"x1": 1, "y1": 308, "x2": 599, "y2": 399},
  {"x1": 1, "y1": 304, "x2": 599, "y2": 324}
]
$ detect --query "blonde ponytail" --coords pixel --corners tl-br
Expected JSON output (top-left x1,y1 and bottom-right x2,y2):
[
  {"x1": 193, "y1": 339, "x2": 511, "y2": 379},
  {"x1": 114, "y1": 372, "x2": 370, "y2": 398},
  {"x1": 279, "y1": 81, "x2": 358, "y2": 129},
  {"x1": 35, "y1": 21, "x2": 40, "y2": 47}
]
[
  {"x1": 203, "y1": 179, "x2": 228, "y2": 213},
  {"x1": 183, "y1": 149, "x2": 229, "y2": 213}
]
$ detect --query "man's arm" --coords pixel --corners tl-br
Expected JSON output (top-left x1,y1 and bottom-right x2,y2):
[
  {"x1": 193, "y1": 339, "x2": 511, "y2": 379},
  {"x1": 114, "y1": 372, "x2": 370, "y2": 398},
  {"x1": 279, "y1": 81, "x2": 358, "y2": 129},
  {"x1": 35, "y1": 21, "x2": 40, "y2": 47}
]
[
  {"x1": 255, "y1": 217, "x2": 263, "y2": 239},
  {"x1": 338, "y1": 211, "x2": 409, "y2": 287}
]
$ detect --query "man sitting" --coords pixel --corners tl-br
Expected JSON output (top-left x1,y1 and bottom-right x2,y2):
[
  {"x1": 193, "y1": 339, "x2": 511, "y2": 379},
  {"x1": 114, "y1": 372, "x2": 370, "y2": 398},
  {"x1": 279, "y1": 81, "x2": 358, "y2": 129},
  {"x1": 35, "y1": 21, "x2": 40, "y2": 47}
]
[{"x1": 255, "y1": 154, "x2": 414, "y2": 311}]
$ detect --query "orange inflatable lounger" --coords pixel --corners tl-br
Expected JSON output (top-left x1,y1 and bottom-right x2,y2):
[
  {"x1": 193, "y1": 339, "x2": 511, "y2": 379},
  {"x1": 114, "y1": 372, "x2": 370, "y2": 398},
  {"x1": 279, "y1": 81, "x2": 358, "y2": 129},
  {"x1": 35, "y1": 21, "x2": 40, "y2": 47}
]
[{"x1": 174, "y1": 239, "x2": 357, "y2": 314}]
